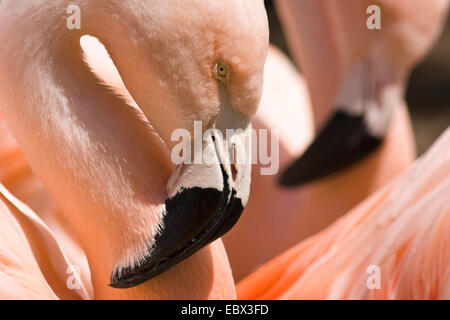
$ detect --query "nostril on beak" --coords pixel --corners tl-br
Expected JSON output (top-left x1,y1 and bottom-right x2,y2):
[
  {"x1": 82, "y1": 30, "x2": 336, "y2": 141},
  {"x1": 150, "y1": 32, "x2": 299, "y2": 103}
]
[
  {"x1": 231, "y1": 144, "x2": 238, "y2": 181},
  {"x1": 231, "y1": 164, "x2": 238, "y2": 181}
]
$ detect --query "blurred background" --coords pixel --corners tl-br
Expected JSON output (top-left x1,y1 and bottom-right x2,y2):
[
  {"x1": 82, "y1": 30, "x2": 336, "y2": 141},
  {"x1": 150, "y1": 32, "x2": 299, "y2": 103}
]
[{"x1": 265, "y1": 0, "x2": 450, "y2": 155}]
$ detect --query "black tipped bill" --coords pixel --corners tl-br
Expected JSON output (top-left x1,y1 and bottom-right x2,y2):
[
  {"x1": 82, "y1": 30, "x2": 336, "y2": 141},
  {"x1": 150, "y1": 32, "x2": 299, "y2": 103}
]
[
  {"x1": 110, "y1": 122, "x2": 251, "y2": 288},
  {"x1": 279, "y1": 110, "x2": 382, "y2": 187},
  {"x1": 110, "y1": 166, "x2": 243, "y2": 288},
  {"x1": 279, "y1": 58, "x2": 400, "y2": 187}
]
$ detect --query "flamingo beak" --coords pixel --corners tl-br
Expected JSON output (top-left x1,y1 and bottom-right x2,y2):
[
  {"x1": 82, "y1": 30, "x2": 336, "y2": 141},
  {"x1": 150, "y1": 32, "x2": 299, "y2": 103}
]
[
  {"x1": 279, "y1": 60, "x2": 397, "y2": 187},
  {"x1": 110, "y1": 109, "x2": 252, "y2": 288},
  {"x1": 279, "y1": 110, "x2": 383, "y2": 186}
]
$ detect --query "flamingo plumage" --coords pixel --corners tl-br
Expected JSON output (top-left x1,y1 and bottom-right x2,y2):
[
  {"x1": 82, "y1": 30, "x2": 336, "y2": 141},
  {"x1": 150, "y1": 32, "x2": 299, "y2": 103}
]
[
  {"x1": 277, "y1": 0, "x2": 449, "y2": 185},
  {"x1": 238, "y1": 127, "x2": 450, "y2": 299},
  {"x1": 224, "y1": 0, "x2": 449, "y2": 280},
  {"x1": 0, "y1": 0, "x2": 269, "y2": 299},
  {"x1": 0, "y1": 0, "x2": 449, "y2": 300}
]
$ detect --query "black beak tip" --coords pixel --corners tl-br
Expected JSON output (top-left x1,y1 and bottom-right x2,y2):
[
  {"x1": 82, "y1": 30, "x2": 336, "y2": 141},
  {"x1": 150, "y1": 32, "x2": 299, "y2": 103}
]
[
  {"x1": 278, "y1": 110, "x2": 384, "y2": 188},
  {"x1": 108, "y1": 280, "x2": 124, "y2": 289},
  {"x1": 278, "y1": 163, "x2": 314, "y2": 187},
  {"x1": 109, "y1": 256, "x2": 170, "y2": 289},
  {"x1": 108, "y1": 177, "x2": 245, "y2": 289}
]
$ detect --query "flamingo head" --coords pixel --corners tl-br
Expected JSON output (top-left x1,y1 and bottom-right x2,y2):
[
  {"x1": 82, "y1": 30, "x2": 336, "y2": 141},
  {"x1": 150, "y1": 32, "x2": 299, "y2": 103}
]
[{"x1": 103, "y1": 0, "x2": 269, "y2": 288}]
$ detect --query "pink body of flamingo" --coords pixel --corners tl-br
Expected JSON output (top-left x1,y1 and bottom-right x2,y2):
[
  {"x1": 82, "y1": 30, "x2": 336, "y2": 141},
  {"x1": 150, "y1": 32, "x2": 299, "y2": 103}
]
[{"x1": 224, "y1": 0, "x2": 449, "y2": 281}]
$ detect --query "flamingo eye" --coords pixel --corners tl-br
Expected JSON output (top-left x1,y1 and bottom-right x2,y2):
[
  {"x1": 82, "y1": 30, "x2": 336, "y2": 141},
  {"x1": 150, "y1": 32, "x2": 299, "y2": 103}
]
[{"x1": 214, "y1": 62, "x2": 230, "y2": 81}]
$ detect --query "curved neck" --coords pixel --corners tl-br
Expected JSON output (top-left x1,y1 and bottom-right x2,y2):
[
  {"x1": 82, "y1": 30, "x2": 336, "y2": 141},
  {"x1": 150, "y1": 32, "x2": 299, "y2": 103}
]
[{"x1": 0, "y1": 0, "x2": 235, "y2": 299}]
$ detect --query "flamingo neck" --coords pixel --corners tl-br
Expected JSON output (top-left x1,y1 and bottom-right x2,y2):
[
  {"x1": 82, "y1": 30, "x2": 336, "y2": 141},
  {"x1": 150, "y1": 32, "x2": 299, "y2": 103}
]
[{"x1": 0, "y1": 0, "x2": 235, "y2": 299}]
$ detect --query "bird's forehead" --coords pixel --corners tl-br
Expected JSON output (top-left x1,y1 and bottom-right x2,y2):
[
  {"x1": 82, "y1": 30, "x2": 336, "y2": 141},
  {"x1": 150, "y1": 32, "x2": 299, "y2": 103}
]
[
  {"x1": 210, "y1": 5, "x2": 269, "y2": 75},
  {"x1": 139, "y1": 0, "x2": 269, "y2": 98},
  {"x1": 157, "y1": 0, "x2": 269, "y2": 56}
]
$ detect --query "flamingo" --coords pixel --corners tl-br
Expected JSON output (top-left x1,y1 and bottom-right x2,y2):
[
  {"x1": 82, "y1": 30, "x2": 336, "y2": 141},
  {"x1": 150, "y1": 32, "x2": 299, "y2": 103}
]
[
  {"x1": 223, "y1": 0, "x2": 448, "y2": 281},
  {"x1": 276, "y1": 0, "x2": 450, "y2": 185},
  {"x1": 0, "y1": 0, "x2": 448, "y2": 301},
  {"x1": 77, "y1": 36, "x2": 450, "y2": 300},
  {"x1": 0, "y1": 0, "x2": 269, "y2": 299}
]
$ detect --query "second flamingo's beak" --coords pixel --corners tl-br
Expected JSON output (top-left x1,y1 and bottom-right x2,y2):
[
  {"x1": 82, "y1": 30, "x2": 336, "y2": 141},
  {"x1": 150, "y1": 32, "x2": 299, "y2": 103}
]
[
  {"x1": 110, "y1": 109, "x2": 252, "y2": 288},
  {"x1": 279, "y1": 110, "x2": 383, "y2": 186},
  {"x1": 280, "y1": 60, "x2": 398, "y2": 187}
]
